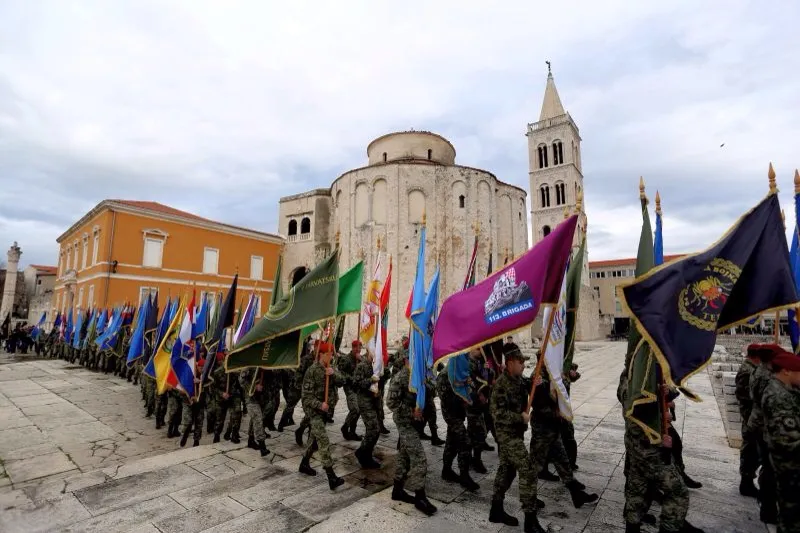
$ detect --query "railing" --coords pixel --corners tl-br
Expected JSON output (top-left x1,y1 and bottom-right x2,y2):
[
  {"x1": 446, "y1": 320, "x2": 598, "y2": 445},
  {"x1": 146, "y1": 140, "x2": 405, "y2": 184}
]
[
  {"x1": 288, "y1": 233, "x2": 311, "y2": 243},
  {"x1": 527, "y1": 113, "x2": 580, "y2": 134}
]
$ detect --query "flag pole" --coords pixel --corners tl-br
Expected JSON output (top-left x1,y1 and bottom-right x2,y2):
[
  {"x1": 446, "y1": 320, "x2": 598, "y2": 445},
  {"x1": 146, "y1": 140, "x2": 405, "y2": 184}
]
[{"x1": 323, "y1": 229, "x2": 341, "y2": 405}]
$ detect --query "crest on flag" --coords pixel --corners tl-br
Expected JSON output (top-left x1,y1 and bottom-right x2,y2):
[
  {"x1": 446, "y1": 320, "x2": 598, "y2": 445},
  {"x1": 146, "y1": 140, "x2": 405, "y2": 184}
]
[
  {"x1": 678, "y1": 258, "x2": 740, "y2": 331},
  {"x1": 484, "y1": 267, "x2": 533, "y2": 324}
]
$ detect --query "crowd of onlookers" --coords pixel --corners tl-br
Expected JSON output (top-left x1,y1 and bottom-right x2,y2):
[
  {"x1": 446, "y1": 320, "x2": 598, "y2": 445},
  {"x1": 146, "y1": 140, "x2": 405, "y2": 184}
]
[{"x1": 0, "y1": 321, "x2": 35, "y2": 354}]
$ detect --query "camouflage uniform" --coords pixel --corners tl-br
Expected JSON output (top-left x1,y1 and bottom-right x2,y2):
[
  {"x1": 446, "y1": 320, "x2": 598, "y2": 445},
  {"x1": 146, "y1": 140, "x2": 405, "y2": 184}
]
[
  {"x1": 761, "y1": 376, "x2": 800, "y2": 533},
  {"x1": 354, "y1": 357, "x2": 380, "y2": 461},
  {"x1": 212, "y1": 366, "x2": 243, "y2": 441},
  {"x1": 388, "y1": 365, "x2": 428, "y2": 491},
  {"x1": 749, "y1": 361, "x2": 778, "y2": 519},
  {"x1": 622, "y1": 408, "x2": 689, "y2": 531},
  {"x1": 338, "y1": 349, "x2": 361, "y2": 436},
  {"x1": 294, "y1": 349, "x2": 316, "y2": 442},
  {"x1": 261, "y1": 371, "x2": 281, "y2": 431},
  {"x1": 246, "y1": 369, "x2": 270, "y2": 442},
  {"x1": 530, "y1": 378, "x2": 573, "y2": 484},
  {"x1": 390, "y1": 347, "x2": 407, "y2": 378},
  {"x1": 166, "y1": 389, "x2": 184, "y2": 436},
  {"x1": 301, "y1": 361, "x2": 340, "y2": 468},
  {"x1": 437, "y1": 366, "x2": 471, "y2": 476},
  {"x1": 490, "y1": 370, "x2": 538, "y2": 513},
  {"x1": 467, "y1": 356, "x2": 489, "y2": 459},
  {"x1": 180, "y1": 393, "x2": 205, "y2": 446},
  {"x1": 278, "y1": 369, "x2": 299, "y2": 429},
  {"x1": 735, "y1": 358, "x2": 759, "y2": 481}
]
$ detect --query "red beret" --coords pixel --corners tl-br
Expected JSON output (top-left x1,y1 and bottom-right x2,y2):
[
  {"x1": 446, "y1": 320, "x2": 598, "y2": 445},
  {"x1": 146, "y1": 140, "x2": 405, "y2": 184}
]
[
  {"x1": 352, "y1": 340, "x2": 362, "y2": 348},
  {"x1": 747, "y1": 344, "x2": 768, "y2": 359},
  {"x1": 197, "y1": 358, "x2": 206, "y2": 368},
  {"x1": 318, "y1": 342, "x2": 334, "y2": 354},
  {"x1": 758, "y1": 343, "x2": 783, "y2": 362},
  {"x1": 402, "y1": 337, "x2": 409, "y2": 349},
  {"x1": 771, "y1": 351, "x2": 800, "y2": 371},
  {"x1": 216, "y1": 352, "x2": 225, "y2": 364}
]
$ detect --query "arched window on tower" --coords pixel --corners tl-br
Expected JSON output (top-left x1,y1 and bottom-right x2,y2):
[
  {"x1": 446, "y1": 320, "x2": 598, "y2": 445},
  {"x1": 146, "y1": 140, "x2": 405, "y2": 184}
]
[
  {"x1": 539, "y1": 185, "x2": 551, "y2": 208},
  {"x1": 537, "y1": 145, "x2": 549, "y2": 169},
  {"x1": 458, "y1": 195, "x2": 465, "y2": 208},
  {"x1": 555, "y1": 182, "x2": 566, "y2": 206},
  {"x1": 382, "y1": 152, "x2": 387, "y2": 162},
  {"x1": 300, "y1": 217, "x2": 311, "y2": 234},
  {"x1": 288, "y1": 220, "x2": 297, "y2": 236},
  {"x1": 543, "y1": 225, "x2": 552, "y2": 237},
  {"x1": 552, "y1": 141, "x2": 563, "y2": 165},
  {"x1": 427, "y1": 149, "x2": 432, "y2": 160}
]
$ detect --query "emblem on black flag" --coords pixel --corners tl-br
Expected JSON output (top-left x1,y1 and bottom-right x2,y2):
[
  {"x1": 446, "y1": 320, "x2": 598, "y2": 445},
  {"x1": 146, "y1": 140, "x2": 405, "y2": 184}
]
[{"x1": 678, "y1": 258, "x2": 741, "y2": 331}]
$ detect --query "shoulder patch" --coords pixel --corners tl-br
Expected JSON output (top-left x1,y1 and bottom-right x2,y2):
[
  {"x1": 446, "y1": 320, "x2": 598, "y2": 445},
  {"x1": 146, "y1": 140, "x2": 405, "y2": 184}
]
[{"x1": 783, "y1": 417, "x2": 797, "y2": 430}]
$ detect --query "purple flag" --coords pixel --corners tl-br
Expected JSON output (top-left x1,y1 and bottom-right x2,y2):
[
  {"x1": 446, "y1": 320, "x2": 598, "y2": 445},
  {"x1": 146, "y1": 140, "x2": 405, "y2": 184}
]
[{"x1": 433, "y1": 215, "x2": 578, "y2": 361}]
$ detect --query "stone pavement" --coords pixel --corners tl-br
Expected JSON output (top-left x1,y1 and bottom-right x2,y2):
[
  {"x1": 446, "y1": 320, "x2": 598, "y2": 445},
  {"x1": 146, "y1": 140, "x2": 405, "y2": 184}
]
[{"x1": 0, "y1": 343, "x2": 770, "y2": 533}]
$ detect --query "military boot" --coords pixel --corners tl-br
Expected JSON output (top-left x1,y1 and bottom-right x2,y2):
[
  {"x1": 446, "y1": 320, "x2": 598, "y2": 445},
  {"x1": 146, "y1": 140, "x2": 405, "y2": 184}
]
[
  {"x1": 213, "y1": 431, "x2": 221, "y2": 444},
  {"x1": 413, "y1": 489, "x2": 437, "y2": 516},
  {"x1": 430, "y1": 431, "x2": 444, "y2": 447},
  {"x1": 248, "y1": 435, "x2": 258, "y2": 450},
  {"x1": 489, "y1": 499, "x2": 518, "y2": 526},
  {"x1": 299, "y1": 457, "x2": 316, "y2": 476},
  {"x1": 459, "y1": 470, "x2": 480, "y2": 492},
  {"x1": 230, "y1": 432, "x2": 241, "y2": 444},
  {"x1": 180, "y1": 428, "x2": 191, "y2": 448},
  {"x1": 523, "y1": 512, "x2": 546, "y2": 533},
  {"x1": 355, "y1": 447, "x2": 381, "y2": 469},
  {"x1": 349, "y1": 420, "x2": 363, "y2": 441},
  {"x1": 538, "y1": 466, "x2": 560, "y2": 482},
  {"x1": 295, "y1": 427, "x2": 305, "y2": 447},
  {"x1": 567, "y1": 480, "x2": 599, "y2": 508},
  {"x1": 625, "y1": 524, "x2": 641, "y2": 533},
  {"x1": 472, "y1": 450, "x2": 487, "y2": 474},
  {"x1": 224, "y1": 428, "x2": 232, "y2": 441},
  {"x1": 193, "y1": 438, "x2": 200, "y2": 447},
  {"x1": 680, "y1": 470, "x2": 702, "y2": 489},
  {"x1": 324, "y1": 467, "x2": 344, "y2": 490},
  {"x1": 440, "y1": 455, "x2": 460, "y2": 484},
  {"x1": 257, "y1": 440, "x2": 269, "y2": 457},
  {"x1": 277, "y1": 413, "x2": 290, "y2": 432},
  {"x1": 671, "y1": 521, "x2": 705, "y2": 533},
  {"x1": 739, "y1": 476, "x2": 758, "y2": 497},
  {"x1": 391, "y1": 480, "x2": 415, "y2": 503}
]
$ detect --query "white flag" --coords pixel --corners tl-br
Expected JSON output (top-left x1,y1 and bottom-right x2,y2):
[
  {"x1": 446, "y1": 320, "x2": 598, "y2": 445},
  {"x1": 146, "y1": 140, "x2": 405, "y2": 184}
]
[{"x1": 542, "y1": 261, "x2": 572, "y2": 420}]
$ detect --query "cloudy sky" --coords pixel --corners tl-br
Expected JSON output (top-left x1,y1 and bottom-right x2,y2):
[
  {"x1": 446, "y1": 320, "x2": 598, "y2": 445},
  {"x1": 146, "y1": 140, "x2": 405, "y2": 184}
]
[{"x1": 1, "y1": 1, "x2": 799, "y2": 268}]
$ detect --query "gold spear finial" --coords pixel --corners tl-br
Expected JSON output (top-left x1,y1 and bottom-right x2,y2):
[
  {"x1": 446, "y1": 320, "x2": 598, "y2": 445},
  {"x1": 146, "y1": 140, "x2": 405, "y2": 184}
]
[
  {"x1": 377, "y1": 235, "x2": 382, "y2": 251},
  {"x1": 563, "y1": 207, "x2": 570, "y2": 219},
  {"x1": 422, "y1": 208, "x2": 426, "y2": 225},
  {"x1": 794, "y1": 169, "x2": 800, "y2": 194},
  {"x1": 335, "y1": 227, "x2": 341, "y2": 246},
  {"x1": 475, "y1": 219, "x2": 480, "y2": 234},
  {"x1": 639, "y1": 176, "x2": 646, "y2": 199},
  {"x1": 575, "y1": 187, "x2": 583, "y2": 213},
  {"x1": 655, "y1": 191, "x2": 662, "y2": 215},
  {"x1": 768, "y1": 162, "x2": 777, "y2": 193}
]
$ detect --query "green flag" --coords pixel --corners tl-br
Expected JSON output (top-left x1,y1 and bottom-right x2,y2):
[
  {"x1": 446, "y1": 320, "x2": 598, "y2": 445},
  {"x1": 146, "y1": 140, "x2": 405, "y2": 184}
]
[
  {"x1": 300, "y1": 260, "x2": 364, "y2": 339},
  {"x1": 226, "y1": 249, "x2": 340, "y2": 371},
  {"x1": 563, "y1": 237, "x2": 586, "y2": 372},
  {"x1": 271, "y1": 256, "x2": 283, "y2": 307},
  {"x1": 620, "y1": 193, "x2": 662, "y2": 444}
]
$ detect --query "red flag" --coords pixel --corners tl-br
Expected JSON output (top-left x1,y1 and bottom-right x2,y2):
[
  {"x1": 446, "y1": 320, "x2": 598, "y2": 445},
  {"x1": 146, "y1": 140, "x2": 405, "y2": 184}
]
[{"x1": 379, "y1": 259, "x2": 392, "y2": 365}]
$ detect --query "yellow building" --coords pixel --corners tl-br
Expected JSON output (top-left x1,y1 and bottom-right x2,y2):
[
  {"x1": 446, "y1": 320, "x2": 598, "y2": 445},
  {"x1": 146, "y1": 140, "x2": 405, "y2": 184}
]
[{"x1": 53, "y1": 200, "x2": 284, "y2": 316}]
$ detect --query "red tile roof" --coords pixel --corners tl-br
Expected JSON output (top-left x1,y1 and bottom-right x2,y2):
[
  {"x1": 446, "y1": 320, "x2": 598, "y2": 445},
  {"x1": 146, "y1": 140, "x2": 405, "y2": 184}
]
[
  {"x1": 29, "y1": 264, "x2": 57, "y2": 275},
  {"x1": 589, "y1": 254, "x2": 687, "y2": 269},
  {"x1": 111, "y1": 200, "x2": 210, "y2": 223}
]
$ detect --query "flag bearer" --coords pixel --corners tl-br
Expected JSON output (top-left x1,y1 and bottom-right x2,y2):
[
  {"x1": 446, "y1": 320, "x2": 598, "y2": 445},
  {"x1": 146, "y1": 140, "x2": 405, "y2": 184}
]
[
  {"x1": 338, "y1": 339, "x2": 363, "y2": 441},
  {"x1": 748, "y1": 343, "x2": 780, "y2": 524},
  {"x1": 736, "y1": 344, "x2": 764, "y2": 498},
  {"x1": 353, "y1": 347, "x2": 381, "y2": 468},
  {"x1": 244, "y1": 368, "x2": 271, "y2": 457},
  {"x1": 436, "y1": 362, "x2": 479, "y2": 492},
  {"x1": 467, "y1": 348, "x2": 490, "y2": 473}
]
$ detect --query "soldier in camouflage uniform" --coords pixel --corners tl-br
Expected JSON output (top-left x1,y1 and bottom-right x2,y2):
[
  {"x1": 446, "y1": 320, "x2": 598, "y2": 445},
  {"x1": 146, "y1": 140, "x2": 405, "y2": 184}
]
[
  {"x1": 391, "y1": 336, "x2": 409, "y2": 377},
  {"x1": 353, "y1": 348, "x2": 381, "y2": 468},
  {"x1": 244, "y1": 368, "x2": 271, "y2": 457},
  {"x1": 541, "y1": 362, "x2": 581, "y2": 481},
  {"x1": 277, "y1": 369, "x2": 298, "y2": 431},
  {"x1": 179, "y1": 358, "x2": 208, "y2": 448},
  {"x1": 261, "y1": 370, "x2": 281, "y2": 432},
  {"x1": 735, "y1": 344, "x2": 763, "y2": 497},
  {"x1": 387, "y1": 350, "x2": 437, "y2": 516},
  {"x1": 467, "y1": 348, "x2": 490, "y2": 473},
  {"x1": 437, "y1": 361, "x2": 479, "y2": 491},
  {"x1": 761, "y1": 350, "x2": 800, "y2": 533},
  {"x1": 294, "y1": 342, "x2": 317, "y2": 446},
  {"x1": 212, "y1": 360, "x2": 244, "y2": 443},
  {"x1": 338, "y1": 340, "x2": 363, "y2": 441},
  {"x1": 166, "y1": 389, "x2": 183, "y2": 438},
  {"x1": 748, "y1": 343, "x2": 780, "y2": 524},
  {"x1": 298, "y1": 342, "x2": 345, "y2": 490},
  {"x1": 489, "y1": 345, "x2": 542, "y2": 532},
  {"x1": 529, "y1": 363, "x2": 598, "y2": 509}
]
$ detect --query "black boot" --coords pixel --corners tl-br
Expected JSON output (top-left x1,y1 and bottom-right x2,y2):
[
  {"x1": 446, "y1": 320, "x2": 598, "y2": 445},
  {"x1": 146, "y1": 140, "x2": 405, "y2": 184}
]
[
  {"x1": 258, "y1": 439, "x2": 270, "y2": 457},
  {"x1": 538, "y1": 467, "x2": 559, "y2": 482},
  {"x1": 193, "y1": 438, "x2": 200, "y2": 447},
  {"x1": 230, "y1": 433, "x2": 241, "y2": 444},
  {"x1": 760, "y1": 503, "x2": 778, "y2": 524},
  {"x1": 206, "y1": 415, "x2": 216, "y2": 434},
  {"x1": 676, "y1": 521, "x2": 705, "y2": 533},
  {"x1": 523, "y1": 511, "x2": 546, "y2": 533},
  {"x1": 277, "y1": 413, "x2": 289, "y2": 432},
  {"x1": 472, "y1": 450, "x2": 487, "y2": 474},
  {"x1": 489, "y1": 499, "x2": 518, "y2": 526},
  {"x1": 348, "y1": 420, "x2": 363, "y2": 441},
  {"x1": 156, "y1": 417, "x2": 164, "y2": 430},
  {"x1": 459, "y1": 468, "x2": 480, "y2": 492},
  {"x1": 224, "y1": 428, "x2": 232, "y2": 441},
  {"x1": 248, "y1": 435, "x2": 258, "y2": 450},
  {"x1": 567, "y1": 480, "x2": 599, "y2": 508},
  {"x1": 355, "y1": 447, "x2": 381, "y2": 469},
  {"x1": 391, "y1": 480, "x2": 415, "y2": 503},
  {"x1": 295, "y1": 427, "x2": 305, "y2": 447},
  {"x1": 299, "y1": 457, "x2": 317, "y2": 476},
  {"x1": 213, "y1": 432, "x2": 221, "y2": 444},
  {"x1": 739, "y1": 476, "x2": 758, "y2": 497},
  {"x1": 180, "y1": 428, "x2": 190, "y2": 448},
  {"x1": 441, "y1": 465, "x2": 460, "y2": 484},
  {"x1": 430, "y1": 431, "x2": 444, "y2": 447},
  {"x1": 680, "y1": 470, "x2": 702, "y2": 489},
  {"x1": 265, "y1": 418, "x2": 277, "y2": 432},
  {"x1": 625, "y1": 523, "x2": 641, "y2": 533},
  {"x1": 413, "y1": 489, "x2": 437, "y2": 516},
  {"x1": 324, "y1": 467, "x2": 344, "y2": 490}
]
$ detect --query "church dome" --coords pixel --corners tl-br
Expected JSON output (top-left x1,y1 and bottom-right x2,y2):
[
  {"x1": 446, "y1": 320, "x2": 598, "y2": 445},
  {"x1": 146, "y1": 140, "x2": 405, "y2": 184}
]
[{"x1": 366, "y1": 131, "x2": 456, "y2": 166}]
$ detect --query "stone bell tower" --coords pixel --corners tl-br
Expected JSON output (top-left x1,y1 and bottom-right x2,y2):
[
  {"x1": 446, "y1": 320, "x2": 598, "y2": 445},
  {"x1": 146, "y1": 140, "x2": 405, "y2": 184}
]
[{"x1": 0, "y1": 242, "x2": 22, "y2": 322}]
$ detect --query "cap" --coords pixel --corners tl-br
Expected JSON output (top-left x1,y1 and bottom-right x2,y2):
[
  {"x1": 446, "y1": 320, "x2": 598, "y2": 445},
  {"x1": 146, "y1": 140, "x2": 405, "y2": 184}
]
[
  {"x1": 215, "y1": 352, "x2": 225, "y2": 364},
  {"x1": 759, "y1": 343, "x2": 783, "y2": 362},
  {"x1": 352, "y1": 340, "x2": 362, "y2": 348},
  {"x1": 502, "y1": 343, "x2": 528, "y2": 361},
  {"x1": 318, "y1": 342, "x2": 335, "y2": 354},
  {"x1": 197, "y1": 358, "x2": 206, "y2": 369},
  {"x1": 771, "y1": 351, "x2": 800, "y2": 371},
  {"x1": 746, "y1": 343, "x2": 771, "y2": 360},
  {"x1": 402, "y1": 337, "x2": 409, "y2": 349}
]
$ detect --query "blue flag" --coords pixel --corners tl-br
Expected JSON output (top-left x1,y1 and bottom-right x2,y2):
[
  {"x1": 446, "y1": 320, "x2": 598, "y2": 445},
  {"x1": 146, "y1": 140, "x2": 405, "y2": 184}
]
[
  {"x1": 144, "y1": 298, "x2": 173, "y2": 379},
  {"x1": 126, "y1": 300, "x2": 150, "y2": 366},
  {"x1": 423, "y1": 268, "x2": 440, "y2": 377},
  {"x1": 654, "y1": 206, "x2": 664, "y2": 267},
  {"x1": 64, "y1": 307, "x2": 74, "y2": 344},
  {"x1": 622, "y1": 193, "x2": 800, "y2": 395},
  {"x1": 788, "y1": 224, "x2": 800, "y2": 351},
  {"x1": 409, "y1": 226, "x2": 428, "y2": 410},
  {"x1": 71, "y1": 310, "x2": 85, "y2": 349},
  {"x1": 32, "y1": 312, "x2": 46, "y2": 341}
]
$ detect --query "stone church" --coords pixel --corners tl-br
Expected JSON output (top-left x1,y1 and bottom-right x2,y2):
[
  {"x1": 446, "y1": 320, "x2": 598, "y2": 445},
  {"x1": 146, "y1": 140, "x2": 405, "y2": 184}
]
[{"x1": 278, "y1": 69, "x2": 601, "y2": 343}]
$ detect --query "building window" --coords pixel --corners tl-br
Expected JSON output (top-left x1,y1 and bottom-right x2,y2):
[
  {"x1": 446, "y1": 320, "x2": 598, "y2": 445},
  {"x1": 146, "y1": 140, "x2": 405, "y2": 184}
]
[
  {"x1": 251, "y1": 255, "x2": 263, "y2": 280},
  {"x1": 382, "y1": 152, "x2": 387, "y2": 162},
  {"x1": 66, "y1": 248, "x2": 72, "y2": 271},
  {"x1": 539, "y1": 185, "x2": 551, "y2": 208},
  {"x1": 543, "y1": 225, "x2": 551, "y2": 237},
  {"x1": 92, "y1": 232, "x2": 100, "y2": 265},
  {"x1": 143, "y1": 238, "x2": 164, "y2": 268},
  {"x1": 288, "y1": 220, "x2": 298, "y2": 236},
  {"x1": 59, "y1": 253, "x2": 64, "y2": 277},
  {"x1": 203, "y1": 247, "x2": 219, "y2": 275},
  {"x1": 552, "y1": 141, "x2": 564, "y2": 165},
  {"x1": 300, "y1": 217, "x2": 311, "y2": 234},
  {"x1": 459, "y1": 195, "x2": 465, "y2": 208},
  {"x1": 139, "y1": 286, "x2": 158, "y2": 305},
  {"x1": 253, "y1": 294, "x2": 262, "y2": 318},
  {"x1": 537, "y1": 144, "x2": 549, "y2": 168},
  {"x1": 88, "y1": 285, "x2": 95, "y2": 308},
  {"x1": 81, "y1": 239, "x2": 88, "y2": 270},
  {"x1": 555, "y1": 182, "x2": 566, "y2": 206},
  {"x1": 74, "y1": 243, "x2": 79, "y2": 270},
  {"x1": 427, "y1": 149, "x2": 432, "y2": 160},
  {"x1": 78, "y1": 287, "x2": 84, "y2": 308},
  {"x1": 55, "y1": 293, "x2": 61, "y2": 313},
  {"x1": 519, "y1": 212, "x2": 522, "y2": 220}
]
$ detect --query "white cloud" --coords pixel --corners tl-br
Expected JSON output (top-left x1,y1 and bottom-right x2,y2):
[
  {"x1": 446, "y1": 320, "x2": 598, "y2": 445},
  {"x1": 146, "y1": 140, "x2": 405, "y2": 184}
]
[{"x1": 0, "y1": 0, "x2": 798, "y2": 267}]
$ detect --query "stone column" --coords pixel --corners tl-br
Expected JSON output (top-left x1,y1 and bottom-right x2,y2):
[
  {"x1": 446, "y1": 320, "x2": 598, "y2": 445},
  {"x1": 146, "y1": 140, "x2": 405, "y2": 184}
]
[{"x1": 0, "y1": 242, "x2": 22, "y2": 321}]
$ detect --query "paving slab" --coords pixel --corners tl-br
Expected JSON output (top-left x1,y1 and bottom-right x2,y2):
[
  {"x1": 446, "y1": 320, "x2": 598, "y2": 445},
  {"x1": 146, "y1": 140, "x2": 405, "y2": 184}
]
[
  {"x1": 4, "y1": 450, "x2": 78, "y2": 483},
  {"x1": 200, "y1": 502, "x2": 315, "y2": 533}
]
